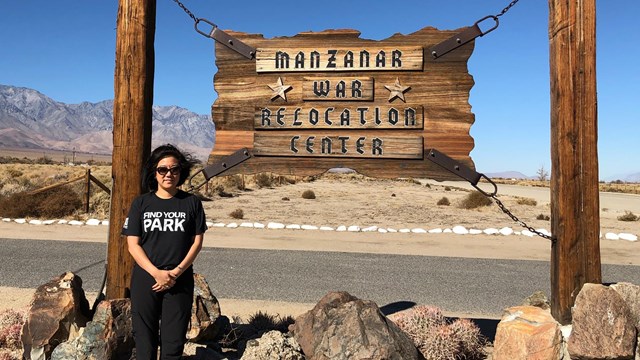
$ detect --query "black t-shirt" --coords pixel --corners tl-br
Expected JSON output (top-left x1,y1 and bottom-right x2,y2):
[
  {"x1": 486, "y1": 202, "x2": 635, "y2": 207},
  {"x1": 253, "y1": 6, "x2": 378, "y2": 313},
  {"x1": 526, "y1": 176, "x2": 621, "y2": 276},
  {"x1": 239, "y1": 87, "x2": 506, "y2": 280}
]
[{"x1": 122, "y1": 190, "x2": 207, "y2": 268}]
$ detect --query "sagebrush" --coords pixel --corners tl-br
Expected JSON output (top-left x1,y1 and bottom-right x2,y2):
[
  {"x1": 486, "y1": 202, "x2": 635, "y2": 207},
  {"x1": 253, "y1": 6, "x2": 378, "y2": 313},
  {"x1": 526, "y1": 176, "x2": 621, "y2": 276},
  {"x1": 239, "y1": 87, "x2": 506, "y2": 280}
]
[
  {"x1": 0, "y1": 309, "x2": 25, "y2": 360},
  {"x1": 459, "y1": 191, "x2": 492, "y2": 209}
]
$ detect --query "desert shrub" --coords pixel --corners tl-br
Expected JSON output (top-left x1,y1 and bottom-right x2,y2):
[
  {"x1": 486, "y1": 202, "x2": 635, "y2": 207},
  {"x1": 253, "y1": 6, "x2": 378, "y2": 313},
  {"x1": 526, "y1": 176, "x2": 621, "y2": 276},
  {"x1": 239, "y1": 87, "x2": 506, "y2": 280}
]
[
  {"x1": 0, "y1": 186, "x2": 82, "y2": 218},
  {"x1": 255, "y1": 173, "x2": 273, "y2": 188},
  {"x1": 6, "y1": 169, "x2": 22, "y2": 178},
  {"x1": 390, "y1": 305, "x2": 485, "y2": 360},
  {"x1": 301, "y1": 190, "x2": 316, "y2": 199},
  {"x1": 444, "y1": 186, "x2": 451, "y2": 191},
  {"x1": 536, "y1": 214, "x2": 550, "y2": 221},
  {"x1": 247, "y1": 311, "x2": 295, "y2": 335},
  {"x1": 517, "y1": 197, "x2": 537, "y2": 206},
  {"x1": 225, "y1": 175, "x2": 245, "y2": 191},
  {"x1": 89, "y1": 191, "x2": 111, "y2": 218},
  {"x1": 0, "y1": 309, "x2": 25, "y2": 353},
  {"x1": 459, "y1": 191, "x2": 492, "y2": 209},
  {"x1": 437, "y1": 197, "x2": 450, "y2": 206},
  {"x1": 229, "y1": 208, "x2": 244, "y2": 219},
  {"x1": 618, "y1": 211, "x2": 639, "y2": 222}
]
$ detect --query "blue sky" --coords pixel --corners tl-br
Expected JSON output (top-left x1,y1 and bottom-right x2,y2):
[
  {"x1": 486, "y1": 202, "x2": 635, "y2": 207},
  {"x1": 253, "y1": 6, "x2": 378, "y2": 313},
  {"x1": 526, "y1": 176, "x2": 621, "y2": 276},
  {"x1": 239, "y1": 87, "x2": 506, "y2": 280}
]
[{"x1": 1, "y1": 1, "x2": 638, "y2": 179}]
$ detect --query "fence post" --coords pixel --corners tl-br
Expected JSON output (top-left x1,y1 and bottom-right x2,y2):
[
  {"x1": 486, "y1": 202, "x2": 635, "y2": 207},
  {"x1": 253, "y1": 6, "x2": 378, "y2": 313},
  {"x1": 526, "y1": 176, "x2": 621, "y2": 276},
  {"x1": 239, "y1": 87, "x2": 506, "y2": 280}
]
[{"x1": 84, "y1": 169, "x2": 91, "y2": 213}]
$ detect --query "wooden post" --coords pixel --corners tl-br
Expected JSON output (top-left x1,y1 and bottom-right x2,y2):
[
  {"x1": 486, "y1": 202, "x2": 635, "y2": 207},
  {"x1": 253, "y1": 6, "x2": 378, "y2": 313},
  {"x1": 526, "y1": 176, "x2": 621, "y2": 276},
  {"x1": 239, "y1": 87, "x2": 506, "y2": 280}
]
[
  {"x1": 549, "y1": 0, "x2": 601, "y2": 324},
  {"x1": 84, "y1": 169, "x2": 91, "y2": 213},
  {"x1": 106, "y1": 0, "x2": 156, "y2": 299}
]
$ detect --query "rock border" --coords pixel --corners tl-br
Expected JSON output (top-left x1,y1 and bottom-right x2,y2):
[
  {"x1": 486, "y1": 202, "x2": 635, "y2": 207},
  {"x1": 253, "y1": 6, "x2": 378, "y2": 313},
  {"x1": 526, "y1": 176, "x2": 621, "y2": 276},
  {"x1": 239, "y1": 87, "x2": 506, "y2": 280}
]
[{"x1": 2, "y1": 217, "x2": 637, "y2": 241}]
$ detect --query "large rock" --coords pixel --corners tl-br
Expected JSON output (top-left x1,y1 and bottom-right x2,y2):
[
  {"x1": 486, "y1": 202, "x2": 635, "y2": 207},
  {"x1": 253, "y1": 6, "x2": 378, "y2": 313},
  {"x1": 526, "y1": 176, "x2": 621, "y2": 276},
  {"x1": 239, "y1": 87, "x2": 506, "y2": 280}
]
[
  {"x1": 291, "y1": 291, "x2": 423, "y2": 360},
  {"x1": 240, "y1": 330, "x2": 304, "y2": 360},
  {"x1": 188, "y1": 273, "x2": 224, "y2": 343},
  {"x1": 50, "y1": 299, "x2": 133, "y2": 360},
  {"x1": 492, "y1": 306, "x2": 562, "y2": 360},
  {"x1": 611, "y1": 282, "x2": 640, "y2": 328},
  {"x1": 21, "y1": 272, "x2": 91, "y2": 360},
  {"x1": 568, "y1": 283, "x2": 636, "y2": 360}
]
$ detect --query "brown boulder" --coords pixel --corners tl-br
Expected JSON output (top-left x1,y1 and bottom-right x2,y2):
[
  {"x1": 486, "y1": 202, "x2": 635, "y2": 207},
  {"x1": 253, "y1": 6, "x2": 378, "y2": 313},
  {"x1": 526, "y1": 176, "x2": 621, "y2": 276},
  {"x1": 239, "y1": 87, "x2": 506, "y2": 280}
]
[
  {"x1": 568, "y1": 283, "x2": 636, "y2": 360},
  {"x1": 291, "y1": 291, "x2": 423, "y2": 360},
  {"x1": 492, "y1": 306, "x2": 562, "y2": 360},
  {"x1": 187, "y1": 273, "x2": 224, "y2": 342},
  {"x1": 50, "y1": 299, "x2": 133, "y2": 360},
  {"x1": 21, "y1": 272, "x2": 91, "y2": 360}
]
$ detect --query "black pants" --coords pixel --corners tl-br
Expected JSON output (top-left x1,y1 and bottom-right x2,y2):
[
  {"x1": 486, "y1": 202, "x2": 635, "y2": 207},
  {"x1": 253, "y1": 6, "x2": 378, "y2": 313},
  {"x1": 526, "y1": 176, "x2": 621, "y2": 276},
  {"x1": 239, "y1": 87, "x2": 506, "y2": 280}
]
[{"x1": 130, "y1": 265, "x2": 194, "y2": 360}]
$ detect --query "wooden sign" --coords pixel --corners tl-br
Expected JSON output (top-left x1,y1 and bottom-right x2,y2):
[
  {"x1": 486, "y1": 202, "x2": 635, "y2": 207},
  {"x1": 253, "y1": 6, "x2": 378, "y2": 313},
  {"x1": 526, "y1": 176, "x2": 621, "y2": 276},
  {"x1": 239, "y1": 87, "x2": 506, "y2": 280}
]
[
  {"x1": 209, "y1": 28, "x2": 476, "y2": 179},
  {"x1": 256, "y1": 47, "x2": 424, "y2": 72}
]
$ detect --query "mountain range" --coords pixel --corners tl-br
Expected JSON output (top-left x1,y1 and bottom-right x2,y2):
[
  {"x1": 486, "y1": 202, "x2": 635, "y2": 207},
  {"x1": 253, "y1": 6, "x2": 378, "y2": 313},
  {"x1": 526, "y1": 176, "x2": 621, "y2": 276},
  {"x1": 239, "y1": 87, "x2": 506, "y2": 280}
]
[{"x1": 0, "y1": 84, "x2": 215, "y2": 161}]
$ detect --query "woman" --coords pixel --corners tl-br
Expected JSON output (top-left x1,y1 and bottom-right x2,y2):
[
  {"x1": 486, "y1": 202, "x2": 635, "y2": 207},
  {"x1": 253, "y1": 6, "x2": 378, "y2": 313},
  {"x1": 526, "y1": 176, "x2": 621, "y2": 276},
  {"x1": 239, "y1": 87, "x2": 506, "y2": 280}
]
[{"x1": 122, "y1": 144, "x2": 207, "y2": 360}]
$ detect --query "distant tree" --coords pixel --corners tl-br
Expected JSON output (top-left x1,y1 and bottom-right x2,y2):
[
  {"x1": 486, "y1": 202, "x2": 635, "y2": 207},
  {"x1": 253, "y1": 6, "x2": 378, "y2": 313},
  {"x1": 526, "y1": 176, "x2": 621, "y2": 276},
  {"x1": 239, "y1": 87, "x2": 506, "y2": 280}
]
[{"x1": 536, "y1": 165, "x2": 549, "y2": 181}]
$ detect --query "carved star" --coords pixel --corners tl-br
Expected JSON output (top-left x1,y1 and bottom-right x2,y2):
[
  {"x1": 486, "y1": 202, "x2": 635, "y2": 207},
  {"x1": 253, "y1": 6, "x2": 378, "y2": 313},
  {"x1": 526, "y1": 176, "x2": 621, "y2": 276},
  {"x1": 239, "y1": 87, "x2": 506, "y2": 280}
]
[
  {"x1": 268, "y1": 77, "x2": 293, "y2": 101},
  {"x1": 384, "y1": 78, "x2": 411, "y2": 102}
]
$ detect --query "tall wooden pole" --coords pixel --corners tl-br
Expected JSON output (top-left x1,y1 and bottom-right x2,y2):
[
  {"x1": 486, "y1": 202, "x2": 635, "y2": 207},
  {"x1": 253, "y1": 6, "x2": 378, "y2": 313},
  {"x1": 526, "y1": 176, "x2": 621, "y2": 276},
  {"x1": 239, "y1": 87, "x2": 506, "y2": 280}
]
[
  {"x1": 549, "y1": 0, "x2": 601, "y2": 324},
  {"x1": 106, "y1": 0, "x2": 156, "y2": 299}
]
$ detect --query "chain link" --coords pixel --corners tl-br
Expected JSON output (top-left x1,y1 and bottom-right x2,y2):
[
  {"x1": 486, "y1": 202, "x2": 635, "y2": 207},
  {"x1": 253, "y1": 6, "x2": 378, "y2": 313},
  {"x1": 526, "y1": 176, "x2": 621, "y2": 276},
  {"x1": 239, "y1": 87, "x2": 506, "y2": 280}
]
[
  {"x1": 491, "y1": 195, "x2": 556, "y2": 242},
  {"x1": 172, "y1": 0, "x2": 199, "y2": 23},
  {"x1": 496, "y1": 0, "x2": 520, "y2": 17}
]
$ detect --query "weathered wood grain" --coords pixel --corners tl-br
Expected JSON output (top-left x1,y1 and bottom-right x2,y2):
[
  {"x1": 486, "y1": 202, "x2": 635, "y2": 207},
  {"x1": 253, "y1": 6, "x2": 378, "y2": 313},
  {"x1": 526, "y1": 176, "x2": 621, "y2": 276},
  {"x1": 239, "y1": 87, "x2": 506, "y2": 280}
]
[
  {"x1": 210, "y1": 27, "x2": 476, "y2": 179},
  {"x1": 549, "y1": 0, "x2": 600, "y2": 324},
  {"x1": 255, "y1": 105, "x2": 423, "y2": 129},
  {"x1": 253, "y1": 131, "x2": 423, "y2": 159}
]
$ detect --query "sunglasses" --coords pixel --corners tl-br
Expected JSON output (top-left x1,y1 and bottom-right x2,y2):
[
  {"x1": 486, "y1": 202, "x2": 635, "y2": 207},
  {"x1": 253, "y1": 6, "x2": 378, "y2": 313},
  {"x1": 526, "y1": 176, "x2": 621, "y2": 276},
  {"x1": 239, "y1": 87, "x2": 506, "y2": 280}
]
[{"x1": 156, "y1": 166, "x2": 181, "y2": 176}]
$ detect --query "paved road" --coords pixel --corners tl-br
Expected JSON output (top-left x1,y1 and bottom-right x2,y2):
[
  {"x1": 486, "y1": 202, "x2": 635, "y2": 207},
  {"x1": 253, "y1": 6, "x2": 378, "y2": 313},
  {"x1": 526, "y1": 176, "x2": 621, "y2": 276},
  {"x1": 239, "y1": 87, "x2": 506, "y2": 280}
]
[{"x1": 2, "y1": 238, "x2": 639, "y2": 317}]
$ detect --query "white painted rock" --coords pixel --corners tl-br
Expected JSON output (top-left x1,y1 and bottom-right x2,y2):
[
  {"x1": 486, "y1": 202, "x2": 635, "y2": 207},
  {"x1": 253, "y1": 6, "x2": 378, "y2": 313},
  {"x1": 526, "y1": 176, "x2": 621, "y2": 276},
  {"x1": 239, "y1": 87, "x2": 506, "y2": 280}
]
[
  {"x1": 211, "y1": 222, "x2": 226, "y2": 228},
  {"x1": 411, "y1": 228, "x2": 427, "y2": 233},
  {"x1": 58, "y1": 220, "x2": 68, "y2": 225},
  {"x1": 319, "y1": 226, "x2": 334, "y2": 231},
  {"x1": 452, "y1": 226, "x2": 469, "y2": 235},
  {"x1": 267, "y1": 222, "x2": 285, "y2": 229},
  {"x1": 301, "y1": 225, "x2": 318, "y2": 230},
  {"x1": 253, "y1": 222, "x2": 265, "y2": 229},
  {"x1": 362, "y1": 226, "x2": 378, "y2": 232},
  {"x1": 386, "y1": 228, "x2": 398, "y2": 233},
  {"x1": 239, "y1": 222, "x2": 254, "y2": 228},
  {"x1": 347, "y1": 225, "x2": 360, "y2": 232},
  {"x1": 619, "y1": 233, "x2": 638, "y2": 241},
  {"x1": 443, "y1": 228, "x2": 452, "y2": 233},
  {"x1": 399, "y1": 229, "x2": 411, "y2": 233},
  {"x1": 69, "y1": 220, "x2": 84, "y2": 226},
  {"x1": 285, "y1": 224, "x2": 301, "y2": 230},
  {"x1": 521, "y1": 230, "x2": 535, "y2": 237},
  {"x1": 29, "y1": 219, "x2": 43, "y2": 225},
  {"x1": 14, "y1": 218, "x2": 26, "y2": 224},
  {"x1": 226, "y1": 223, "x2": 238, "y2": 228},
  {"x1": 336, "y1": 225, "x2": 347, "y2": 232},
  {"x1": 469, "y1": 229, "x2": 483, "y2": 235},
  {"x1": 101, "y1": 220, "x2": 109, "y2": 226},
  {"x1": 605, "y1": 233, "x2": 620, "y2": 240},
  {"x1": 43, "y1": 220, "x2": 57, "y2": 225},
  {"x1": 2, "y1": 218, "x2": 11, "y2": 222},
  {"x1": 205, "y1": 221, "x2": 214, "y2": 227},
  {"x1": 378, "y1": 228, "x2": 388, "y2": 233},
  {"x1": 499, "y1": 227, "x2": 514, "y2": 236},
  {"x1": 85, "y1": 219, "x2": 101, "y2": 226},
  {"x1": 484, "y1": 228, "x2": 499, "y2": 235},
  {"x1": 428, "y1": 228, "x2": 443, "y2": 233}
]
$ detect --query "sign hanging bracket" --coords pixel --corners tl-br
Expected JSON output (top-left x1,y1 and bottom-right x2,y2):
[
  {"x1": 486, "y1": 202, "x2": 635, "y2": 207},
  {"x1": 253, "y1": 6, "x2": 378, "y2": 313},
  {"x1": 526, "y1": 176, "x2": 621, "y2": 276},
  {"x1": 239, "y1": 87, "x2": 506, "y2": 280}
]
[
  {"x1": 185, "y1": 148, "x2": 252, "y2": 192},
  {"x1": 430, "y1": 16, "x2": 498, "y2": 60},
  {"x1": 195, "y1": 19, "x2": 256, "y2": 60},
  {"x1": 172, "y1": 0, "x2": 256, "y2": 59},
  {"x1": 429, "y1": 0, "x2": 520, "y2": 59}
]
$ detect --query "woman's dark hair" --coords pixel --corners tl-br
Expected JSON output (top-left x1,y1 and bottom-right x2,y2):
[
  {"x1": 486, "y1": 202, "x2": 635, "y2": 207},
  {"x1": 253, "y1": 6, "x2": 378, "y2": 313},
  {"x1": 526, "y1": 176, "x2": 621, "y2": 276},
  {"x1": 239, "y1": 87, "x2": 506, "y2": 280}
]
[{"x1": 142, "y1": 144, "x2": 199, "y2": 192}]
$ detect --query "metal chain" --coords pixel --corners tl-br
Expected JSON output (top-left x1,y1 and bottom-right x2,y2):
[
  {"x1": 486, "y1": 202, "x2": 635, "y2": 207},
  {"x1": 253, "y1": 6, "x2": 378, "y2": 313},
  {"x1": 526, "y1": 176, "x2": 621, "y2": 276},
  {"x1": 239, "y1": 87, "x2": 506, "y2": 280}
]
[
  {"x1": 491, "y1": 195, "x2": 556, "y2": 242},
  {"x1": 496, "y1": 0, "x2": 520, "y2": 17},
  {"x1": 172, "y1": 0, "x2": 199, "y2": 23}
]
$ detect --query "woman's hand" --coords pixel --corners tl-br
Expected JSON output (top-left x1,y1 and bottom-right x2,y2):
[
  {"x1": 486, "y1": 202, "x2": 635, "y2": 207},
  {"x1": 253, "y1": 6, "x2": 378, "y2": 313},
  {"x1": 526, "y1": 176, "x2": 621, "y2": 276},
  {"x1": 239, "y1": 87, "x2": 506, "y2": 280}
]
[{"x1": 151, "y1": 269, "x2": 176, "y2": 292}]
